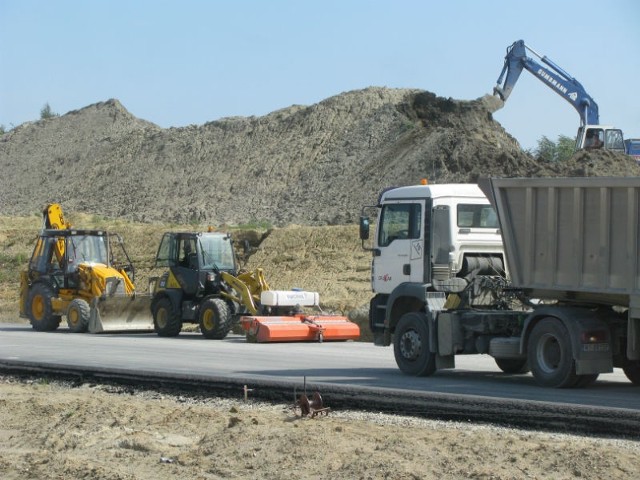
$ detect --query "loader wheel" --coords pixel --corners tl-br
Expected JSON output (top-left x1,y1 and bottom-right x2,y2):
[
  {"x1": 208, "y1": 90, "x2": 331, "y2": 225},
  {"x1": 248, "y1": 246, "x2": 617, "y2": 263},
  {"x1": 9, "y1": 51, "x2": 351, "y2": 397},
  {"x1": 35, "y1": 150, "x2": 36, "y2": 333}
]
[
  {"x1": 527, "y1": 318, "x2": 578, "y2": 388},
  {"x1": 66, "y1": 299, "x2": 90, "y2": 333},
  {"x1": 28, "y1": 283, "x2": 61, "y2": 332},
  {"x1": 199, "y1": 298, "x2": 231, "y2": 339},
  {"x1": 393, "y1": 312, "x2": 436, "y2": 376},
  {"x1": 152, "y1": 297, "x2": 182, "y2": 337}
]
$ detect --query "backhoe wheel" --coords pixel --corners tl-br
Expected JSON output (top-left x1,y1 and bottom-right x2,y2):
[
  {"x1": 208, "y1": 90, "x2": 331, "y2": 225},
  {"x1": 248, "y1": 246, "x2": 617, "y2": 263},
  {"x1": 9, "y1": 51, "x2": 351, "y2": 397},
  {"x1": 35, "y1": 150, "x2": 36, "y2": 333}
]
[
  {"x1": 27, "y1": 283, "x2": 61, "y2": 332},
  {"x1": 527, "y1": 318, "x2": 578, "y2": 388},
  {"x1": 495, "y1": 358, "x2": 530, "y2": 374},
  {"x1": 199, "y1": 298, "x2": 231, "y2": 339},
  {"x1": 393, "y1": 312, "x2": 436, "y2": 377},
  {"x1": 66, "y1": 298, "x2": 90, "y2": 333},
  {"x1": 152, "y1": 297, "x2": 182, "y2": 337}
]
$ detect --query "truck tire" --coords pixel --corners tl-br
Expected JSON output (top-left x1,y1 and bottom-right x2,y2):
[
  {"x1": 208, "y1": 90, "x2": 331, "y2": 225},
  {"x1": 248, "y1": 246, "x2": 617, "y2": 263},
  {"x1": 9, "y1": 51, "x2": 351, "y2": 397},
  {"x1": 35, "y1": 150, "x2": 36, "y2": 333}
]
[
  {"x1": 527, "y1": 318, "x2": 578, "y2": 388},
  {"x1": 66, "y1": 298, "x2": 90, "y2": 333},
  {"x1": 495, "y1": 358, "x2": 530, "y2": 374},
  {"x1": 199, "y1": 298, "x2": 231, "y2": 339},
  {"x1": 393, "y1": 312, "x2": 436, "y2": 377},
  {"x1": 622, "y1": 358, "x2": 640, "y2": 386},
  {"x1": 153, "y1": 297, "x2": 182, "y2": 337},
  {"x1": 27, "y1": 283, "x2": 61, "y2": 332}
]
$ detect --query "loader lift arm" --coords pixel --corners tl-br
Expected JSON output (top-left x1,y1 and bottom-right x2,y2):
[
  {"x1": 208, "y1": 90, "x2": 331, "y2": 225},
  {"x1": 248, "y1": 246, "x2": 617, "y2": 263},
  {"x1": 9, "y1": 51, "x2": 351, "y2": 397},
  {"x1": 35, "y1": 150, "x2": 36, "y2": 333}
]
[{"x1": 494, "y1": 39, "x2": 599, "y2": 126}]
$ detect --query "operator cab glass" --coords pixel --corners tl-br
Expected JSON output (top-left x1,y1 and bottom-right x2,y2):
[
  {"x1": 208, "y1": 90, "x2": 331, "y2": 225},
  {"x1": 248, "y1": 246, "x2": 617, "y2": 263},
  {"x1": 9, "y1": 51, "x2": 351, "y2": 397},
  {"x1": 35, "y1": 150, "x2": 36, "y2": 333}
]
[
  {"x1": 198, "y1": 235, "x2": 235, "y2": 271},
  {"x1": 66, "y1": 234, "x2": 108, "y2": 272}
]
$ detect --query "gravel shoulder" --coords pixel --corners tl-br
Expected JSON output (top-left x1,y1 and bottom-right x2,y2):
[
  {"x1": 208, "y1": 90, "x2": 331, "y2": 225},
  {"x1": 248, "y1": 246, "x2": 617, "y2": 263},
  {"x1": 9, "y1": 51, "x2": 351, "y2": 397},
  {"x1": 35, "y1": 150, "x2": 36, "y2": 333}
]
[{"x1": 1, "y1": 376, "x2": 638, "y2": 480}]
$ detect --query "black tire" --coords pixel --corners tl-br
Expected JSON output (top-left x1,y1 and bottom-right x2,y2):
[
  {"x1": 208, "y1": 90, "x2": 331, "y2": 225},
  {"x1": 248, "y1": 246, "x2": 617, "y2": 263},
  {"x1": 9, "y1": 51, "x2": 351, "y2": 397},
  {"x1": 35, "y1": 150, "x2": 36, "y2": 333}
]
[
  {"x1": 622, "y1": 358, "x2": 640, "y2": 386},
  {"x1": 66, "y1": 298, "x2": 90, "y2": 333},
  {"x1": 393, "y1": 312, "x2": 436, "y2": 377},
  {"x1": 199, "y1": 297, "x2": 231, "y2": 339},
  {"x1": 152, "y1": 297, "x2": 182, "y2": 337},
  {"x1": 573, "y1": 374, "x2": 599, "y2": 388},
  {"x1": 27, "y1": 283, "x2": 61, "y2": 332},
  {"x1": 495, "y1": 358, "x2": 530, "y2": 374},
  {"x1": 527, "y1": 318, "x2": 578, "y2": 388}
]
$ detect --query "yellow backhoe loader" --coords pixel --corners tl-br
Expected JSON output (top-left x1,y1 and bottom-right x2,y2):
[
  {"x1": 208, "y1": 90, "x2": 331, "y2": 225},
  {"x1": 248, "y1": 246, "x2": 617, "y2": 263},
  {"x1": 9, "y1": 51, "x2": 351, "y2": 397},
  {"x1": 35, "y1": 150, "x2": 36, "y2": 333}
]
[{"x1": 19, "y1": 204, "x2": 154, "y2": 333}]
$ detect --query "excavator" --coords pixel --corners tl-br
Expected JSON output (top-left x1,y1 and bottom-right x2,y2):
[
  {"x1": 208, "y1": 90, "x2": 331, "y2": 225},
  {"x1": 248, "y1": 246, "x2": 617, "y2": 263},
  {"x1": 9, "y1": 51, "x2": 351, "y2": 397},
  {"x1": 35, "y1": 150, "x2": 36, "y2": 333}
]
[
  {"x1": 494, "y1": 39, "x2": 626, "y2": 153},
  {"x1": 149, "y1": 230, "x2": 360, "y2": 342},
  {"x1": 20, "y1": 204, "x2": 154, "y2": 333}
]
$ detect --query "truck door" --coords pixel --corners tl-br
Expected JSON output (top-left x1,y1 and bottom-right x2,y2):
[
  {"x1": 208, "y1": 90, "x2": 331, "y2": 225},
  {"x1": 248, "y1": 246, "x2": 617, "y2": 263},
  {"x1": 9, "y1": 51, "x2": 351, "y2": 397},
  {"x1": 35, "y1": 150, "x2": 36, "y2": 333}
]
[{"x1": 373, "y1": 201, "x2": 425, "y2": 294}]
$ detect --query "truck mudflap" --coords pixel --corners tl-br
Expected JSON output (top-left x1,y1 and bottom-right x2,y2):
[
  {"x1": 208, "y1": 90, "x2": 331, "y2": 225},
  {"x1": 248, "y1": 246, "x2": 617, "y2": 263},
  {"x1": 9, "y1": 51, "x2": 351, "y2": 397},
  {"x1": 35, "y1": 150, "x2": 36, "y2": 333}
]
[
  {"x1": 88, "y1": 294, "x2": 154, "y2": 333},
  {"x1": 240, "y1": 314, "x2": 360, "y2": 343}
]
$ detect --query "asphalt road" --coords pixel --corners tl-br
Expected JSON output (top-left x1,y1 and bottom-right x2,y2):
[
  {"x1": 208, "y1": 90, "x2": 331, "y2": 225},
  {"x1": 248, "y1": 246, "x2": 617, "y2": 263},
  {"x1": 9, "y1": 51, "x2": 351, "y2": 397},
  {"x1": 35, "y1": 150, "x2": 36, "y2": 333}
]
[{"x1": 1, "y1": 322, "x2": 637, "y2": 413}]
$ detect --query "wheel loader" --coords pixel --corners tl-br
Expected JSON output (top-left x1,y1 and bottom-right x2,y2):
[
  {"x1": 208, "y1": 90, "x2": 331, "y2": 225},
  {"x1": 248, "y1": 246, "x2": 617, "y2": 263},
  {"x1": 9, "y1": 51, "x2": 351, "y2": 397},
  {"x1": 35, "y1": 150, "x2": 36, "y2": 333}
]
[
  {"x1": 19, "y1": 204, "x2": 154, "y2": 333},
  {"x1": 150, "y1": 230, "x2": 360, "y2": 342}
]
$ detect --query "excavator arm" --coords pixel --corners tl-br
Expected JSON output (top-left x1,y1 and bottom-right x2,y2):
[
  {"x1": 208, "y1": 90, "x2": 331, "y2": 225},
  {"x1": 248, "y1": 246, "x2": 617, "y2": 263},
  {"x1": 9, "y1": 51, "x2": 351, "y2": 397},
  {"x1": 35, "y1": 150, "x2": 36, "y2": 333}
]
[{"x1": 494, "y1": 40, "x2": 599, "y2": 126}]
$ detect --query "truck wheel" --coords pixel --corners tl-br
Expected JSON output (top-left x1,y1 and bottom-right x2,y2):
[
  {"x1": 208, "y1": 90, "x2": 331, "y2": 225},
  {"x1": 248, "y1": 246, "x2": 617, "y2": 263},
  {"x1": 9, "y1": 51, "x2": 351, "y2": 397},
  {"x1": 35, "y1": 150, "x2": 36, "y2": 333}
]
[
  {"x1": 199, "y1": 298, "x2": 231, "y2": 339},
  {"x1": 393, "y1": 312, "x2": 436, "y2": 376},
  {"x1": 27, "y1": 283, "x2": 61, "y2": 332},
  {"x1": 153, "y1": 297, "x2": 182, "y2": 337},
  {"x1": 495, "y1": 358, "x2": 530, "y2": 374},
  {"x1": 527, "y1": 318, "x2": 578, "y2": 388},
  {"x1": 67, "y1": 298, "x2": 90, "y2": 333},
  {"x1": 622, "y1": 358, "x2": 640, "y2": 385},
  {"x1": 573, "y1": 374, "x2": 599, "y2": 388}
]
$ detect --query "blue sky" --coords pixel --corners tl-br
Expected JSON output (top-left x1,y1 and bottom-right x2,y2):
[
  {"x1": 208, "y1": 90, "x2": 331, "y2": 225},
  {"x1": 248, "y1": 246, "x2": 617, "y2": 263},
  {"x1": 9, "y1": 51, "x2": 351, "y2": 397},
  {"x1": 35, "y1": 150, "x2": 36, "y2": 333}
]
[{"x1": 1, "y1": 0, "x2": 638, "y2": 151}]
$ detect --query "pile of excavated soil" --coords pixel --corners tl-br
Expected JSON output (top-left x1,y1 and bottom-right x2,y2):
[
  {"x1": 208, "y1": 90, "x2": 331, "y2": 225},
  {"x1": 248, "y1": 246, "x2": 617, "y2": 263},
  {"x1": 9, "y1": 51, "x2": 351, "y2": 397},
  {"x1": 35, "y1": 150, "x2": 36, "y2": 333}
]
[{"x1": 7, "y1": 87, "x2": 637, "y2": 227}]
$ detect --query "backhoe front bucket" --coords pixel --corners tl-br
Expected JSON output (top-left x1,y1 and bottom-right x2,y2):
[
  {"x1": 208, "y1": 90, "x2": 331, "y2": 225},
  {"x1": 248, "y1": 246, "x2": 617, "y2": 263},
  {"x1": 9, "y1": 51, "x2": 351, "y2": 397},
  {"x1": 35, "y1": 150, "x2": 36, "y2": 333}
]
[
  {"x1": 240, "y1": 314, "x2": 360, "y2": 343},
  {"x1": 88, "y1": 294, "x2": 154, "y2": 333}
]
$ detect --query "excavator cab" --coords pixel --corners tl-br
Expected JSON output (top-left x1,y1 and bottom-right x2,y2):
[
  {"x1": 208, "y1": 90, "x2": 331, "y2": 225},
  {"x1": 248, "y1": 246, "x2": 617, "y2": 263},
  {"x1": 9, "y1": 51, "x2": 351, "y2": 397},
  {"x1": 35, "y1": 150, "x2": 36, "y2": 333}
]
[{"x1": 576, "y1": 125, "x2": 625, "y2": 152}]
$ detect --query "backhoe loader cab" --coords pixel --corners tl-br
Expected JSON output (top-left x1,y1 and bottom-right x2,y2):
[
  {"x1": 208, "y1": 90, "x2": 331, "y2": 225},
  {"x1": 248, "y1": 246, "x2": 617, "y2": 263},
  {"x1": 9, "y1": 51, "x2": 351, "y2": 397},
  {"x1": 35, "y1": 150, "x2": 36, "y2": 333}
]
[{"x1": 151, "y1": 232, "x2": 239, "y2": 339}]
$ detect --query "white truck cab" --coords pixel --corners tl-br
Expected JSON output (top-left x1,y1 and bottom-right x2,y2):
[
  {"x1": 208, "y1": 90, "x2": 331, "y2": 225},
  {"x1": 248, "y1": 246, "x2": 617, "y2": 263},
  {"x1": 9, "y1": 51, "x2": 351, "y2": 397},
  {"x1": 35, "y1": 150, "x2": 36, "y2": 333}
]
[{"x1": 366, "y1": 183, "x2": 504, "y2": 295}]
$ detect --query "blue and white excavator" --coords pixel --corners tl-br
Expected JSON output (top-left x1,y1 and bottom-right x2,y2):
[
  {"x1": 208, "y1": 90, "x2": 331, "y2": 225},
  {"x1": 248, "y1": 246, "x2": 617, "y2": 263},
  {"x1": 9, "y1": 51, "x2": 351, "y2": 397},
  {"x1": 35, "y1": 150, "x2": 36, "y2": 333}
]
[{"x1": 494, "y1": 39, "x2": 626, "y2": 153}]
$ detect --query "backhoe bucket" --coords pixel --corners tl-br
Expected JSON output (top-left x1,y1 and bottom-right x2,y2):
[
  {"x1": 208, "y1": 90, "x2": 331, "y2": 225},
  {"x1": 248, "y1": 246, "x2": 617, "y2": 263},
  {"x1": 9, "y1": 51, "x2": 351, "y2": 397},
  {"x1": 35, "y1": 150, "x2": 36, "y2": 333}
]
[
  {"x1": 240, "y1": 314, "x2": 360, "y2": 343},
  {"x1": 88, "y1": 294, "x2": 154, "y2": 333}
]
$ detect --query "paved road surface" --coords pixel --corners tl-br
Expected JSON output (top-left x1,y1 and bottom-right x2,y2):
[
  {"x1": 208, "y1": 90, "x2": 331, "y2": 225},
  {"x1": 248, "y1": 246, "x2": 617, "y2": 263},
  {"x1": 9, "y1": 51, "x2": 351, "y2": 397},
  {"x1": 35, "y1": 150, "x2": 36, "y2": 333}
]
[{"x1": 1, "y1": 323, "x2": 637, "y2": 412}]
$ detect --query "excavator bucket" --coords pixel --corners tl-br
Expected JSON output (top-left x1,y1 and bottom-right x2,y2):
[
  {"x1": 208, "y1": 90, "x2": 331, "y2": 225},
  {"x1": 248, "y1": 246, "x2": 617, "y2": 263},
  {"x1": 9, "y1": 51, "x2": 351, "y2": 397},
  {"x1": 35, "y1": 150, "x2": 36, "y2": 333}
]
[
  {"x1": 88, "y1": 294, "x2": 154, "y2": 333},
  {"x1": 240, "y1": 313, "x2": 360, "y2": 343}
]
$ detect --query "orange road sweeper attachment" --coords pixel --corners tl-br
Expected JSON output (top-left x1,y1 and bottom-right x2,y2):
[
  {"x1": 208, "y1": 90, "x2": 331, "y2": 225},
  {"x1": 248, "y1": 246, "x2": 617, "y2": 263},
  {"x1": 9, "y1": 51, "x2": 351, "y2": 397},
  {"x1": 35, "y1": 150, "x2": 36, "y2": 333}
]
[{"x1": 239, "y1": 290, "x2": 360, "y2": 343}]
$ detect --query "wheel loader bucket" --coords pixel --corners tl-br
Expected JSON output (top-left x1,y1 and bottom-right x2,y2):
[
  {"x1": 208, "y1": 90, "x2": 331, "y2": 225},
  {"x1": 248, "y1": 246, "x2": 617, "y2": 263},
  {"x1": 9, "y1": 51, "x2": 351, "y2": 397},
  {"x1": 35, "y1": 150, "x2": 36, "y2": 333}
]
[{"x1": 88, "y1": 294, "x2": 154, "y2": 333}]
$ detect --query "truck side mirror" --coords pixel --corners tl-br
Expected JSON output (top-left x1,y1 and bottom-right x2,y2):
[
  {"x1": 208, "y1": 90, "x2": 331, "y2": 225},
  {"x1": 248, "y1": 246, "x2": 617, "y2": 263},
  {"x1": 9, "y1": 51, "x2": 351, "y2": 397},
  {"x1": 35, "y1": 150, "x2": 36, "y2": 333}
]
[{"x1": 359, "y1": 216, "x2": 370, "y2": 240}]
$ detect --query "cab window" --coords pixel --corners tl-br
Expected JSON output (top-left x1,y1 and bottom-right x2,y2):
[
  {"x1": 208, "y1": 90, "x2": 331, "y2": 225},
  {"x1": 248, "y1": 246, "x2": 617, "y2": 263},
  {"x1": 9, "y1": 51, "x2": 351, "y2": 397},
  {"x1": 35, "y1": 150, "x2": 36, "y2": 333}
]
[{"x1": 378, "y1": 203, "x2": 421, "y2": 246}]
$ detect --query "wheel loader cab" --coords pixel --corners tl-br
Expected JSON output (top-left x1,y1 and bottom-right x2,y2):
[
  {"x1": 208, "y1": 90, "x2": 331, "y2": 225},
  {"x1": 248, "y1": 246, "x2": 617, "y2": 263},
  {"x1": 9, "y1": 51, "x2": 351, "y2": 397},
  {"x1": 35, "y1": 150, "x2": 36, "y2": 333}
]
[{"x1": 152, "y1": 231, "x2": 239, "y2": 338}]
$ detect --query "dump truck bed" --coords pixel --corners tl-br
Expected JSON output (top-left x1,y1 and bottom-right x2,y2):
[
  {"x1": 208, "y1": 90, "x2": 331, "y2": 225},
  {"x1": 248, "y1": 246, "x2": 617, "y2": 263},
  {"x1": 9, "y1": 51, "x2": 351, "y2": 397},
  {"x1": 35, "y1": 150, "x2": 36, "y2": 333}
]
[{"x1": 480, "y1": 177, "x2": 640, "y2": 307}]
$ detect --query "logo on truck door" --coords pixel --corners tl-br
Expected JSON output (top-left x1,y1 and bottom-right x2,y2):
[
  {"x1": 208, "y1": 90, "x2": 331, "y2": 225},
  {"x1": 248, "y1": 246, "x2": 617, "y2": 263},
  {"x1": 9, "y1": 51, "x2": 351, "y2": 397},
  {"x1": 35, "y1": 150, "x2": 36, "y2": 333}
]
[{"x1": 411, "y1": 240, "x2": 423, "y2": 260}]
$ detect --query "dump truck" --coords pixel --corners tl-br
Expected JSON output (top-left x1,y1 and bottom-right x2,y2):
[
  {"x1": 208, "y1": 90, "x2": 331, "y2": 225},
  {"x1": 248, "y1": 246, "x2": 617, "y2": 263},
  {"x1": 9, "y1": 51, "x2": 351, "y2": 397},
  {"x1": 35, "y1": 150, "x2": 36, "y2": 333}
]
[
  {"x1": 150, "y1": 230, "x2": 360, "y2": 342},
  {"x1": 359, "y1": 177, "x2": 640, "y2": 388},
  {"x1": 20, "y1": 204, "x2": 154, "y2": 333}
]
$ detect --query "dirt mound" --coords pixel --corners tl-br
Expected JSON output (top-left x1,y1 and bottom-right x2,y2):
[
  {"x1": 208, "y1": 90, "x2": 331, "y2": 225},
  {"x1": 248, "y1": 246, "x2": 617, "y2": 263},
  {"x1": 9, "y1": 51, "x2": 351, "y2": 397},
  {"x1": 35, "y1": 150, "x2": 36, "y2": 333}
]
[{"x1": 0, "y1": 87, "x2": 560, "y2": 226}]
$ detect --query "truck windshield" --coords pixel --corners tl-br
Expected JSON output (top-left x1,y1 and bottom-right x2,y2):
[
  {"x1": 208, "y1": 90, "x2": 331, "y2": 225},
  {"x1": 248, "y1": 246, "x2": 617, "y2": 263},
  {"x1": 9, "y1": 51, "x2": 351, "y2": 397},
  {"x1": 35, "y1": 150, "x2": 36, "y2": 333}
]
[
  {"x1": 199, "y1": 235, "x2": 235, "y2": 270},
  {"x1": 457, "y1": 204, "x2": 498, "y2": 228}
]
